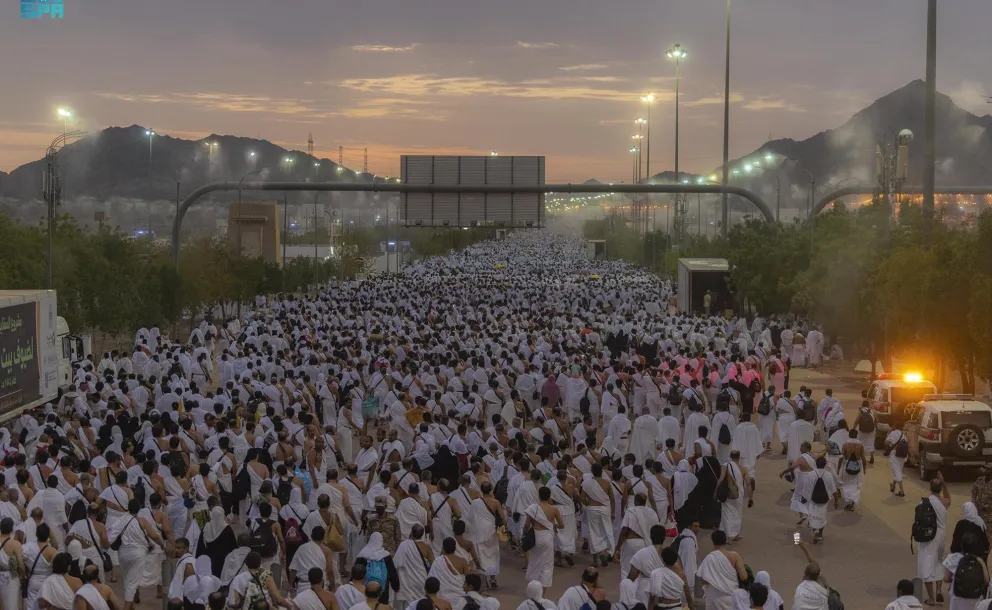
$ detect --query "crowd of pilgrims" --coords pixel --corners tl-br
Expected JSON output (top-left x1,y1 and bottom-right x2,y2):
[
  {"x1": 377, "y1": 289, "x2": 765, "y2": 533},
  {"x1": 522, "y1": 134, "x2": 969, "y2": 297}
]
[{"x1": 0, "y1": 231, "x2": 887, "y2": 610}]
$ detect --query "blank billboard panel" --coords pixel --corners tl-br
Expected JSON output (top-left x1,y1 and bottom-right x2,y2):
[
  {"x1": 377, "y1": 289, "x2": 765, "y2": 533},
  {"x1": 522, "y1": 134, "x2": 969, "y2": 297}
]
[{"x1": 400, "y1": 155, "x2": 545, "y2": 227}]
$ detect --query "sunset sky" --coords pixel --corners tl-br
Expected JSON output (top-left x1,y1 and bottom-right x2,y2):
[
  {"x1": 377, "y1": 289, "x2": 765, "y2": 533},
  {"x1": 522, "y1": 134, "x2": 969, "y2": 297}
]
[{"x1": 2, "y1": 0, "x2": 990, "y2": 182}]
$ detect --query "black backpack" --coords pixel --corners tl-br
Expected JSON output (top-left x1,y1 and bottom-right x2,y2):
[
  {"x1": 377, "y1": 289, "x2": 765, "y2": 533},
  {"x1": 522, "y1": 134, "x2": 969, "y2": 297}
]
[
  {"x1": 757, "y1": 394, "x2": 772, "y2": 416},
  {"x1": 800, "y1": 400, "x2": 816, "y2": 423},
  {"x1": 276, "y1": 479, "x2": 293, "y2": 507},
  {"x1": 953, "y1": 554, "x2": 987, "y2": 599},
  {"x1": 668, "y1": 533, "x2": 688, "y2": 557},
  {"x1": 912, "y1": 499, "x2": 938, "y2": 543},
  {"x1": 716, "y1": 390, "x2": 731, "y2": 412},
  {"x1": 249, "y1": 519, "x2": 278, "y2": 558},
  {"x1": 687, "y1": 391, "x2": 700, "y2": 412},
  {"x1": 858, "y1": 408, "x2": 875, "y2": 433},
  {"x1": 810, "y1": 474, "x2": 829, "y2": 504},
  {"x1": 133, "y1": 477, "x2": 147, "y2": 507},
  {"x1": 231, "y1": 465, "x2": 251, "y2": 505},
  {"x1": 718, "y1": 423, "x2": 732, "y2": 445},
  {"x1": 579, "y1": 390, "x2": 591, "y2": 416},
  {"x1": 895, "y1": 436, "x2": 909, "y2": 459},
  {"x1": 668, "y1": 384, "x2": 683, "y2": 407}
]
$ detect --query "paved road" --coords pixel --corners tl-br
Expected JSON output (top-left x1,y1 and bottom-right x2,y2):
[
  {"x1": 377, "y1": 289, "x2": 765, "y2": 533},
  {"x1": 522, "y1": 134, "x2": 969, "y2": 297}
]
[{"x1": 125, "y1": 363, "x2": 975, "y2": 610}]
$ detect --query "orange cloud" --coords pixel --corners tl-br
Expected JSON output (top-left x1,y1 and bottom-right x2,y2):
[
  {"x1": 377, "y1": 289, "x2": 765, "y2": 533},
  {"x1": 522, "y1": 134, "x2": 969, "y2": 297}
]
[
  {"x1": 337, "y1": 74, "x2": 643, "y2": 103},
  {"x1": 516, "y1": 41, "x2": 559, "y2": 50},
  {"x1": 351, "y1": 44, "x2": 419, "y2": 53}
]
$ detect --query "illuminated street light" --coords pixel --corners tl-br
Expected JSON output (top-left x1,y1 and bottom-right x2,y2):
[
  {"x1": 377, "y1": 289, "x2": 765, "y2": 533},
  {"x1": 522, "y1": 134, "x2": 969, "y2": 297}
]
[
  {"x1": 56, "y1": 108, "x2": 73, "y2": 142},
  {"x1": 490, "y1": 151, "x2": 499, "y2": 156},
  {"x1": 696, "y1": 177, "x2": 705, "y2": 184},
  {"x1": 764, "y1": 153, "x2": 774, "y2": 162},
  {"x1": 336, "y1": 166, "x2": 343, "y2": 172},
  {"x1": 642, "y1": 92, "x2": 656, "y2": 178}
]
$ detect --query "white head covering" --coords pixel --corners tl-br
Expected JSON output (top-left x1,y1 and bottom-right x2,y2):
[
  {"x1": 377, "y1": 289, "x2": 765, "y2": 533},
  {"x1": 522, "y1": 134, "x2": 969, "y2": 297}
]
[
  {"x1": 755, "y1": 570, "x2": 772, "y2": 589},
  {"x1": 106, "y1": 426, "x2": 124, "y2": 456},
  {"x1": 673, "y1": 459, "x2": 698, "y2": 510},
  {"x1": 279, "y1": 486, "x2": 309, "y2": 522},
  {"x1": 526, "y1": 581, "x2": 544, "y2": 601},
  {"x1": 67, "y1": 539, "x2": 84, "y2": 565},
  {"x1": 357, "y1": 532, "x2": 390, "y2": 561},
  {"x1": 963, "y1": 502, "x2": 987, "y2": 530},
  {"x1": 202, "y1": 506, "x2": 229, "y2": 543}
]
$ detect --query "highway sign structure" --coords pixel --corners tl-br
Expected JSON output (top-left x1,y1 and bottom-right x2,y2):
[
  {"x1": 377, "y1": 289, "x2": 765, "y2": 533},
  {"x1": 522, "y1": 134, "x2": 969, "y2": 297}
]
[{"x1": 400, "y1": 155, "x2": 545, "y2": 228}]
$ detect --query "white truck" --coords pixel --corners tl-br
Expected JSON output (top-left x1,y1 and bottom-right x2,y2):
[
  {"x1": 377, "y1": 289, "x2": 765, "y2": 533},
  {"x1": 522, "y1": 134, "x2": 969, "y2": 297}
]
[{"x1": 0, "y1": 290, "x2": 88, "y2": 423}]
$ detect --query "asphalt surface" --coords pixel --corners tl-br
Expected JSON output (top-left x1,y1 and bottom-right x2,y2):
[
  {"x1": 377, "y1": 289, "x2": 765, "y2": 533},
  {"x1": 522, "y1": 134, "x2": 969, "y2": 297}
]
[{"x1": 123, "y1": 363, "x2": 976, "y2": 610}]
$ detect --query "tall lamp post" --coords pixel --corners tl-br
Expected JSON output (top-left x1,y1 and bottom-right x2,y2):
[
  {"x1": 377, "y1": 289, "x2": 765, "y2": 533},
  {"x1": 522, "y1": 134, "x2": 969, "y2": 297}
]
[
  {"x1": 145, "y1": 130, "x2": 155, "y2": 234},
  {"x1": 667, "y1": 44, "x2": 687, "y2": 244},
  {"x1": 57, "y1": 108, "x2": 72, "y2": 202},
  {"x1": 721, "y1": 0, "x2": 732, "y2": 236},
  {"x1": 641, "y1": 94, "x2": 655, "y2": 180},
  {"x1": 282, "y1": 157, "x2": 295, "y2": 278}
]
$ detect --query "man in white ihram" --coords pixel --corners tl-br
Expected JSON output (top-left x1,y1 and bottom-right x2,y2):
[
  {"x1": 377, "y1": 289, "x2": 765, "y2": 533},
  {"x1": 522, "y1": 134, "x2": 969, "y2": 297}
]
[
  {"x1": 917, "y1": 473, "x2": 951, "y2": 607},
  {"x1": 28, "y1": 475, "x2": 68, "y2": 549},
  {"x1": 696, "y1": 530, "x2": 747, "y2": 610}
]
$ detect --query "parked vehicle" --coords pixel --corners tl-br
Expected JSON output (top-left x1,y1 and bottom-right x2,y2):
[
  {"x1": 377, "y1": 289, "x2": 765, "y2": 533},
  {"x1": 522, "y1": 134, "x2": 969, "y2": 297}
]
[
  {"x1": 902, "y1": 394, "x2": 992, "y2": 480},
  {"x1": 864, "y1": 372, "x2": 937, "y2": 449}
]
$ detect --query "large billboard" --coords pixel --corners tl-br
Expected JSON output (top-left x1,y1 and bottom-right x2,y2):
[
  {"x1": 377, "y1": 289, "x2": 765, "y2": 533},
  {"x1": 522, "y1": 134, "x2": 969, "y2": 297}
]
[
  {"x1": 0, "y1": 302, "x2": 41, "y2": 417},
  {"x1": 401, "y1": 155, "x2": 545, "y2": 228}
]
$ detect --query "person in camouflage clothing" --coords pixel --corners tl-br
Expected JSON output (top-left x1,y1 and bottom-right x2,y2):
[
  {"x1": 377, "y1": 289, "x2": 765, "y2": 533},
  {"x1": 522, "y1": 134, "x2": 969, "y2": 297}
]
[{"x1": 971, "y1": 467, "x2": 992, "y2": 547}]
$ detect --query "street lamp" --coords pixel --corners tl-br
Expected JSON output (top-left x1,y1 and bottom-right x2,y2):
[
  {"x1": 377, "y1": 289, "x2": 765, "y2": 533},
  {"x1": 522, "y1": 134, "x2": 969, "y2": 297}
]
[
  {"x1": 490, "y1": 151, "x2": 499, "y2": 156},
  {"x1": 633, "y1": 122, "x2": 645, "y2": 183},
  {"x1": 248, "y1": 151, "x2": 257, "y2": 168},
  {"x1": 145, "y1": 130, "x2": 155, "y2": 233},
  {"x1": 57, "y1": 108, "x2": 71, "y2": 140},
  {"x1": 57, "y1": 108, "x2": 72, "y2": 203},
  {"x1": 667, "y1": 44, "x2": 686, "y2": 245},
  {"x1": 666, "y1": 44, "x2": 686, "y2": 186},
  {"x1": 721, "y1": 0, "x2": 732, "y2": 236},
  {"x1": 641, "y1": 93, "x2": 655, "y2": 179}
]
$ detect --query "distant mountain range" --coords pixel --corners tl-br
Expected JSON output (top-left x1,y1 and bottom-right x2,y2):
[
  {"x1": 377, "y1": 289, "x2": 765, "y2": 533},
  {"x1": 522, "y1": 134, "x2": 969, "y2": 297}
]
[
  {"x1": 0, "y1": 127, "x2": 373, "y2": 202},
  {"x1": 643, "y1": 80, "x2": 992, "y2": 202},
  {"x1": 2, "y1": 80, "x2": 990, "y2": 208}
]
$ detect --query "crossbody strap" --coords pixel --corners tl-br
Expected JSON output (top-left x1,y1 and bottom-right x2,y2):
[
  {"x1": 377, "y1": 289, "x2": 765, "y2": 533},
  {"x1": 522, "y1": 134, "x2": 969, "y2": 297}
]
[{"x1": 28, "y1": 544, "x2": 49, "y2": 579}]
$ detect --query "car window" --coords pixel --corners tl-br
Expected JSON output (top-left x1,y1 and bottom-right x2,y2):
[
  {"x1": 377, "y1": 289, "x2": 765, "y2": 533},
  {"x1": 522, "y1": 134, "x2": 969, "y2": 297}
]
[
  {"x1": 891, "y1": 386, "x2": 935, "y2": 404},
  {"x1": 924, "y1": 412, "x2": 939, "y2": 428},
  {"x1": 941, "y1": 411, "x2": 992, "y2": 429},
  {"x1": 867, "y1": 385, "x2": 879, "y2": 401}
]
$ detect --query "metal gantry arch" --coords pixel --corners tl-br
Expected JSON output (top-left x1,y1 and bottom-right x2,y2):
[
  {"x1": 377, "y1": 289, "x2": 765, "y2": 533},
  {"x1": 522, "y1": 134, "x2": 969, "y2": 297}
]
[
  {"x1": 813, "y1": 185, "x2": 992, "y2": 218},
  {"x1": 171, "y1": 180, "x2": 776, "y2": 269}
]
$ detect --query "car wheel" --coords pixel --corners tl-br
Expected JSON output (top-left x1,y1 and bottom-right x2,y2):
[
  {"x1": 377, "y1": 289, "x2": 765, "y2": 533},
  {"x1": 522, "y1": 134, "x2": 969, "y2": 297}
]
[
  {"x1": 950, "y1": 424, "x2": 985, "y2": 458},
  {"x1": 920, "y1": 454, "x2": 936, "y2": 481}
]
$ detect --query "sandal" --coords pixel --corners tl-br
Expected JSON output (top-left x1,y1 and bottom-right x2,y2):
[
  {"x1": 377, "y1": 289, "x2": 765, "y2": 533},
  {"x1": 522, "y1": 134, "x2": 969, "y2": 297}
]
[{"x1": 897, "y1": 491, "x2": 906, "y2": 497}]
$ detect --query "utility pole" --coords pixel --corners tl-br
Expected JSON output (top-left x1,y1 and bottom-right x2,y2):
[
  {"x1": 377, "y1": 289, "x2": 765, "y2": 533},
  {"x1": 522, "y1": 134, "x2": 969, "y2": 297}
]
[
  {"x1": 282, "y1": 192, "x2": 288, "y2": 292},
  {"x1": 922, "y1": 0, "x2": 937, "y2": 241},
  {"x1": 721, "y1": 0, "x2": 732, "y2": 236},
  {"x1": 313, "y1": 193, "x2": 319, "y2": 292}
]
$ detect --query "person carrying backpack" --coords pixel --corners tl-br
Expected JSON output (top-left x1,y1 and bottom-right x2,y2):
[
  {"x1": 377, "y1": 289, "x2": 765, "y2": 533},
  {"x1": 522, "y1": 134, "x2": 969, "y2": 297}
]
[
  {"x1": 853, "y1": 400, "x2": 877, "y2": 464},
  {"x1": 915, "y1": 473, "x2": 952, "y2": 607},
  {"x1": 805, "y1": 456, "x2": 838, "y2": 544},
  {"x1": 884, "y1": 424, "x2": 910, "y2": 498},
  {"x1": 944, "y1": 530, "x2": 989, "y2": 605}
]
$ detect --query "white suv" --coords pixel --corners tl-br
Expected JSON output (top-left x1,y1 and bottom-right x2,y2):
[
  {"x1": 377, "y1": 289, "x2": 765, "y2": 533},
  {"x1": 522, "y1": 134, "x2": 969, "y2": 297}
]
[{"x1": 904, "y1": 394, "x2": 992, "y2": 480}]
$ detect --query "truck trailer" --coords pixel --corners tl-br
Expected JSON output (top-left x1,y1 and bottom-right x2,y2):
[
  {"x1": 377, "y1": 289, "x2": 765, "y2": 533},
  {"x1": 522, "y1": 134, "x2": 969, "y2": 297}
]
[
  {"x1": 0, "y1": 290, "x2": 80, "y2": 423},
  {"x1": 676, "y1": 258, "x2": 732, "y2": 314}
]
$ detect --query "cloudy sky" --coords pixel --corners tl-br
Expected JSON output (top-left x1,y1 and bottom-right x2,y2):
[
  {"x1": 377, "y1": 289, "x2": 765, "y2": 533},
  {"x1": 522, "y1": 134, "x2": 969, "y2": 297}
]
[{"x1": 2, "y1": 0, "x2": 990, "y2": 181}]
